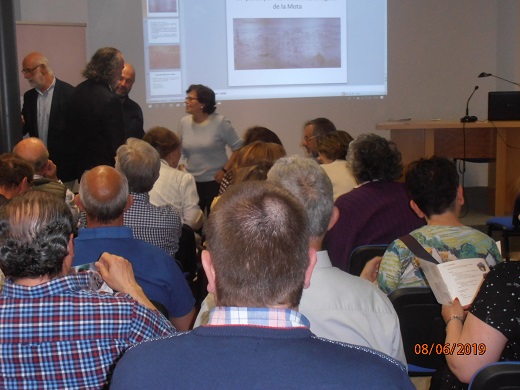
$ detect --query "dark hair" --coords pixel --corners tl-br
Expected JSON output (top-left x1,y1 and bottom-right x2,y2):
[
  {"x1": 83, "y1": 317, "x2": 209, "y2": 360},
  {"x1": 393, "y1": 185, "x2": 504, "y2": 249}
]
[
  {"x1": 305, "y1": 117, "x2": 337, "y2": 138},
  {"x1": 206, "y1": 181, "x2": 309, "y2": 308},
  {"x1": 82, "y1": 47, "x2": 122, "y2": 84},
  {"x1": 405, "y1": 156, "x2": 459, "y2": 218},
  {"x1": 143, "y1": 126, "x2": 181, "y2": 159},
  {"x1": 243, "y1": 126, "x2": 283, "y2": 146},
  {"x1": 0, "y1": 191, "x2": 73, "y2": 279},
  {"x1": 186, "y1": 84, "x2": 216, "y2": 114},
  {"x1": 348, "y1": 133, "x2": 403, "y2": 183},
  {"x1": 0, "y1": 153, "x2": 33, "y2": 189}
]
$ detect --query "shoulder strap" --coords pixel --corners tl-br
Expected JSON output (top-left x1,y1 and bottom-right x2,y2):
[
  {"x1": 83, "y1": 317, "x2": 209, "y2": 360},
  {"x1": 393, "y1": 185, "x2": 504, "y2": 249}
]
[{"x1": 399, "y1": 234, "x2": 438, "y2": 264}]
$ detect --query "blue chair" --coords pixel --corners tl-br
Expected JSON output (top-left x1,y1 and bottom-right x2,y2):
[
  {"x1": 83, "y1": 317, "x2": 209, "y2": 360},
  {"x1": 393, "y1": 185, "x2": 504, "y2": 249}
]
[
  {"x1": 469, "y1": 361, "x2": 520, "y2": 390},
  {"x1": 486, "y1": 192, "x2": 520, "y2": 260},
  {"x1": 388, "y1": 287, "x2": 445, "y2": 376}
]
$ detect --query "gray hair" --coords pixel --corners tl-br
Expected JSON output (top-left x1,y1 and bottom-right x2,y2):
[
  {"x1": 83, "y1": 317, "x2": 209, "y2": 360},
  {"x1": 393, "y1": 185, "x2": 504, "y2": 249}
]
[
  {"x1": 115, "y1": 138, "x2": 160, "y2": 193},
  {"x1": 267, "y1": 155, "x2": 334, "y2": 238},
  {"x1": 79, "y1": 168, "x2": 129, "y2": 224}
]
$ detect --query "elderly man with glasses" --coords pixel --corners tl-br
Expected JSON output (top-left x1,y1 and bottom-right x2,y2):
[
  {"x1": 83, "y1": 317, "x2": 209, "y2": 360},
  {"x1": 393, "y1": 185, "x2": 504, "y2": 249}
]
[{"x1": 21, "y1": 52, "x2": 75, "y2": 183}]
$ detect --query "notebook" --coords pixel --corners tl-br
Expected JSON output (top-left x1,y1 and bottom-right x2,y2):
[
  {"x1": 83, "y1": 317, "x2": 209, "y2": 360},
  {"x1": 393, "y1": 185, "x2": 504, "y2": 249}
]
[{"x1": 488, "y1": 91, "x2": 520, "y2": 121}]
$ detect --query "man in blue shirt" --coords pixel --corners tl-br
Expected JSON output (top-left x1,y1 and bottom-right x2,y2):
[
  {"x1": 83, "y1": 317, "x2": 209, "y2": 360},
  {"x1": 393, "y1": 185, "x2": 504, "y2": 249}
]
[
  {"x1": 73, "y1": 165, "x2": 195, "y2": 330},
  {"x1": 111, "y1": 181, "x2": 413, "y2": 389}
]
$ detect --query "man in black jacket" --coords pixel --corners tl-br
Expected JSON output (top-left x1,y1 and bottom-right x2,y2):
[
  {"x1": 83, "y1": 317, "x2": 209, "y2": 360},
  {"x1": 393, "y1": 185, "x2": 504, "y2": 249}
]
[{"x1": 21, "y1": 52, "x2": 75, "y2": 181}]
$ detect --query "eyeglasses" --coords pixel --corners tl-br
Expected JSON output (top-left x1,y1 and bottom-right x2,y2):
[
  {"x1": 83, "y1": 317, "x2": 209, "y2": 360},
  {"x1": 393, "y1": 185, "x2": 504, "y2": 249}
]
[
  {"x1": 303, "y1": 135, "x2": 317, "y2": 142},
  {"x1": 185, "y1": 96, "x2": 199, "y2": 102},
  {"x1": 21, "y1": 64, "x2": 42, "y2": 75}
]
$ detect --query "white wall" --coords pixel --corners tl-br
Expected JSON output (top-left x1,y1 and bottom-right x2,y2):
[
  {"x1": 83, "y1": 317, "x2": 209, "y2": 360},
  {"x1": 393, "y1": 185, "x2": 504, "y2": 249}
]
[{"x1": 18, "y1": 0, "x2": 517, "y2": 186}]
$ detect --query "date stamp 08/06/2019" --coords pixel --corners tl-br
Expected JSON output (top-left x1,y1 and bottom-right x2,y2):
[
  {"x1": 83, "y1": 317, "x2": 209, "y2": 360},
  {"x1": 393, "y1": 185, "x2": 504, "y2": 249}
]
[{"x1": 414, "y1": 343, "x2": 486, "y2": 356}]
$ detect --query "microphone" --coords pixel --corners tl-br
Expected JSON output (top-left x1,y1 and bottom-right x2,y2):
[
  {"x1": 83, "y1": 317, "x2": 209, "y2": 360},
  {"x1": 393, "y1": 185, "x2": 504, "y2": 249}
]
[
  {"x1": 460, "y1": 85, "x2": 479, "y2": 123},
  {"x1": 478, "y1": 72, "x2": 520, "y2": 87}
]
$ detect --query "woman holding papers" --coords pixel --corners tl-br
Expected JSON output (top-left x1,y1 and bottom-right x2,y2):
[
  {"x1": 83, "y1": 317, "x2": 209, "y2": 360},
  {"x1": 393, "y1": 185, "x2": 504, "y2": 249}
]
[
  {"x1": 377, "y1": 157, "x2": 502, "y2": 294},
  {"x1": 430, "y1": 261, "x2": 520, "y2": 389}
]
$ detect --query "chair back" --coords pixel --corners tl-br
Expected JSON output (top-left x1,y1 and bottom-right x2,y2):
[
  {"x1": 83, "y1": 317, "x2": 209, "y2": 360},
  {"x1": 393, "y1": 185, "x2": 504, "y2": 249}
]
[
  {"x1": 348, "y1": 244, "x2": 388, "y2": 276},
  {"x1": 469, "y1": 361, "x2": 520, "y2": 390},
  {"x1": 388, "y1": 287, "x2": 446, "y2": 373}
]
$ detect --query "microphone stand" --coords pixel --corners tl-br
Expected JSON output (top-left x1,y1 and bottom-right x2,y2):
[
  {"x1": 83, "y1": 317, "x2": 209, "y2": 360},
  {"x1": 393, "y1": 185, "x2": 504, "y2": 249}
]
[{"x1": 460, "y1": 86, "x2": 479, "y2": 123}]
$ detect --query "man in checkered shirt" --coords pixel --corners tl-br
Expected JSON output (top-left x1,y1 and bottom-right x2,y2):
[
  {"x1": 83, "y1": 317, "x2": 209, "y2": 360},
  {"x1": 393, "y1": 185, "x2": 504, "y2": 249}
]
[
  {"x1": 116, "y1": 138, "x2": 182, "y2": 261},
  {"x1": 0, "y1": 190, "x2": 175, "y2": 389}
]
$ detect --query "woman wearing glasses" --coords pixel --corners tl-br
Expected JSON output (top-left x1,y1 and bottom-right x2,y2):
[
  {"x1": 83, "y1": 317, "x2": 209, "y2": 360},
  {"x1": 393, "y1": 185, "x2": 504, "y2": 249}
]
[{"x1": 177, "y1": 84, "x2": 243, "y2": 217}]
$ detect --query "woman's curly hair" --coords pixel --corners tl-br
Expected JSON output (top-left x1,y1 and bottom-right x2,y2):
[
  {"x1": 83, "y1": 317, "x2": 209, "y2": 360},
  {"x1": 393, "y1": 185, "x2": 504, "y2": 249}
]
[{"x1": 347, "y1": 133, "x2": 403, "y2": 183}]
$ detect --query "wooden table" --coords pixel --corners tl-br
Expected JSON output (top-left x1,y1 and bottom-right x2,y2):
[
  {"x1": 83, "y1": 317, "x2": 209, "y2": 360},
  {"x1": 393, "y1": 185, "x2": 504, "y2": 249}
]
[{"x1": 376, "y1": 120, "x2": 520, "y2": 215}]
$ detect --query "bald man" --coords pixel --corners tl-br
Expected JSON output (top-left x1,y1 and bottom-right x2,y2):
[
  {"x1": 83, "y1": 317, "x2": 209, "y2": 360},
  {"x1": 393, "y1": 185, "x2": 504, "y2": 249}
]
[
  {"x1": 115, "y1": 63, "x2": 144, "y2": 139},
  {"x1": 13, "y1": 137, "x2": 67, "y2": 199},
  {"x1": 21, "y1": 52, "x2": 75, "y2": 180},
  {"x1": 73, "y1": 165, "x2": 196, "y2": 330}
]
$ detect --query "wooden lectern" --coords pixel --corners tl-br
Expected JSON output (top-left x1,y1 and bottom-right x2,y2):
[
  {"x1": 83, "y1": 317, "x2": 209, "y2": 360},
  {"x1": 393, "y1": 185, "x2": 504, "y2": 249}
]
[{"x1": 376, "y1": 120, "x2": 520, "y2": 216}]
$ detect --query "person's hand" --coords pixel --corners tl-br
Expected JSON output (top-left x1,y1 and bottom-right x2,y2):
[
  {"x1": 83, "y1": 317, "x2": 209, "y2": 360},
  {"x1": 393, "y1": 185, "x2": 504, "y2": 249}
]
[
  {"x1": 360, "y1": 256, "x2": 382, "y2": 282},
  {"x1": 95, "y1": 252, "x2": 140, "y2": 294},
  {"x1": 43, "y1": 159, "x2": 59, "y2": 180},
  {"x1": 442, "y1": 298, "x2": 471, "y2": 323},
  {"x1": 214, "y1": 169, "x2": 225, "y2": 183}
]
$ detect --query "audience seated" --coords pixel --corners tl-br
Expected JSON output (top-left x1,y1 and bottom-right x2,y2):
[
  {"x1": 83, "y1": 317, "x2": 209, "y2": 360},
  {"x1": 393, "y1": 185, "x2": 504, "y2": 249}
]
[
  {"x1": 301, "y1": 117, "x2": 338, "y2": 159},
  {"x1": 211, "y1": 140, "x2": 286, "y2": 208},
  {"x1": 115, "y1": 138, "x2": 182, "y2": 259},
  {"x1": 431, "y1": 261, "x2": 519, "y2": 389},
  {"x1": 73, "y1": 165, "x2": 196, "y2": 330},
  {"x1": 12, "y1": 138, "x2": 78, "y2": 221},
  {"x1": 143, "y1": 126, "x2": 204, "y2": 231},
  {"x1": 377, "y1": 156, "x2": 502, "y2": 294},
  {"x1": 110, "y1": 181, "x2": 413, "y2": 389},
  {"x1": 0, "y1": 153, "x2": 33, "y2": 207},
  {"x1": 195, "y1": 156, "x2": 406, "y2": 364},
  {"x1": 324, "y1": 133, "x2": 425, "y2": 271},
  {"x1": 218, "y1": 126, "x2": 283, "y2": 194},
  {"x1": 316, "y1": 132, "x2": 357, "y2": 200},
  {"x1": 0, "y1": 191, "x2": 174, "y2": 388}
]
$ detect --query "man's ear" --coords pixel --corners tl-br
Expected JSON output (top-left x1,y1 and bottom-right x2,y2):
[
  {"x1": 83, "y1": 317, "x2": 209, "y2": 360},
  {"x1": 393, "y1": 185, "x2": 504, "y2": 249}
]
[
  {"x1": 124, "y1": 194, "x2": 134, "y2": 212},
  {"x1": 303, "y1": 247, "x2": 318, "y2": 289},
  {"x1": 61, "y1": 234, "x2": 74, "y2": 276},
  {"x1": 410, "y1": 200, "x2": 425, "y2": 219},
  {"x1": 74, "y1": 194, "x2": 85, "y2": 212},
  {"x1": 201, "y1": 250, "x2": 216, "y2": 295},
  {"x1": 327, "y1": 206, "x2": 339, "y2": 231}
]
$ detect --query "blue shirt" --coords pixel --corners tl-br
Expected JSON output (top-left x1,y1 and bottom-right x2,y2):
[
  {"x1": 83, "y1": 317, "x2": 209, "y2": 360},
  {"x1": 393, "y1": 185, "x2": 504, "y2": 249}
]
[{"x1": 74, "y1": 226, "x2": 194, "y2": 318}]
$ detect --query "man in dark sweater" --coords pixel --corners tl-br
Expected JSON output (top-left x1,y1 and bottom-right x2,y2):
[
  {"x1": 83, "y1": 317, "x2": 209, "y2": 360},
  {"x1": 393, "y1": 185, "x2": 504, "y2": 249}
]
[{"x1": 111, "y1": 181, "x2": 413, "y2": 389}]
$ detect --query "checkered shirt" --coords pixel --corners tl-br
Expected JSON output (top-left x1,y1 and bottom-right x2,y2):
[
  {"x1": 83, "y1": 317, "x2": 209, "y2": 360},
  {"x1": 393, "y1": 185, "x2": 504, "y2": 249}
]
[
  {"x1": 123, "y1": 192, "x2": 182, "y2": 258},
  {"x1": 208, "y1": 307, "x2": 311, "y2": 328},
  {"x1": 0, "y1": 272, "x2": 175, "y2": 389}
]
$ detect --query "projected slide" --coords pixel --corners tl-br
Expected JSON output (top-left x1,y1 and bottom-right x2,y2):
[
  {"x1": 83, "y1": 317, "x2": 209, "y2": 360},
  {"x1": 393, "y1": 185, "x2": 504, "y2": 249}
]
[{"x1": 142, "y1": 0, "x2": 386, "y2": 103}]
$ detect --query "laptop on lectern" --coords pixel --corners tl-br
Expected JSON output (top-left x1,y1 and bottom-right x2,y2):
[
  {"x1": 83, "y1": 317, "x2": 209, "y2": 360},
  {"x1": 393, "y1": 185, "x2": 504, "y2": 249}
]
[{"x1": 488, "y1": 91, "x2": 520, "y2": 121}]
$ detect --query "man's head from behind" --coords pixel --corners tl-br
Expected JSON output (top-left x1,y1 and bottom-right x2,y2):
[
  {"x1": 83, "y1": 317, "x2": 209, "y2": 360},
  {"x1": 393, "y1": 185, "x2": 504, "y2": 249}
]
[
  {"x1": 77, "y1": 166, "x2": 131, "y2": 225},
  {"x1": 0, "y1": 190, "x2": 74, "y2": 280},
  {"x1": 12, "y1": 137, "x2": 50, "y2": 176},
  {"x1": 267, "y1": 156, "x2": 335, "y2": 241},
  {"x1": 82, "y1": 47, "x2": 124, "y2": 89},
  {"x1": 405, "y1": 156, "x2": 461, "y2": 219},
  {"x1": 203, "y1": 181, "x2": 314, "y2": 309},
  {"x1": 0, "y1": 153, "x2": 33, "y2": 198},
  {"x1": 115, "y1": 138, "x2": 160, "y2": 193}
]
